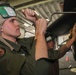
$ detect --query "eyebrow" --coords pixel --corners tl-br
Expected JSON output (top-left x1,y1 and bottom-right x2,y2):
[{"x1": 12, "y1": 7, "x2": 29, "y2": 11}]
[{"x1": 9, "y1": 18, "x2": 17, "y2": 21}]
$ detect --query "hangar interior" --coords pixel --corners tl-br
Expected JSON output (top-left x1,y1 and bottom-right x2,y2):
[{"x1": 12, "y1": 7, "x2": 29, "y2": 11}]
[
  {"x1": 0, "y1": 0, "x2": 76, "y2": 75},
  {"x1": 1, "y1": 0, "x2": 64, "y2": 38}
]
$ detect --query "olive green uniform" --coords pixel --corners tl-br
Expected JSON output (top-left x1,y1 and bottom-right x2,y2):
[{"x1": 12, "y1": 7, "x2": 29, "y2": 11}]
[
  {"x1": 48, "y1": 49, "x2": 59, "y2": 75},
  {"x1": 0, "y1": 37, "x2": 68, "y2": 75}
]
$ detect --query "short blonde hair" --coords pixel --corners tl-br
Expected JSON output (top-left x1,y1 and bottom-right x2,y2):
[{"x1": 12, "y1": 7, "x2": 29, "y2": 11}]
[
  {"x1": 0, "y1": 15, "x2": 6, "y2": 35},
  {"x1": 0, "y1": 15, "x2": 6, "y2": 27}
]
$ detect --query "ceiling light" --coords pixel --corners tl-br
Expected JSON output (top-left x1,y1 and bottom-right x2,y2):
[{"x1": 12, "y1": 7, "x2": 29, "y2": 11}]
[{"x1": 24, "y1": 23, "x2": 30, "y2": 27}]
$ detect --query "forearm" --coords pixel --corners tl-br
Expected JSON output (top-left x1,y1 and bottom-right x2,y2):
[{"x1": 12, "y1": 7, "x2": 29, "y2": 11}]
[
  {"x1": 35, "y1": 33, "x2": 48, "y2": 60},
  {"x1": 58, "y1": 45, "x2": 68, "y2": 58},
  {"x1": 66, "y1": 37, "x2": 75, "y2": 48},
  {"x1": 58, "y1": 37, "x2": 75, "y2": 58}
]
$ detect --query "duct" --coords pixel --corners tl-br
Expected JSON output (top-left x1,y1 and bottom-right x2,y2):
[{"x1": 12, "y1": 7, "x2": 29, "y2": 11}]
[
  {"x1": 46, "y1": 13, "x2": 76, "y2": 36},
  {"x1": 46, "y1": 0, "x2": 76, "y2": 36}
]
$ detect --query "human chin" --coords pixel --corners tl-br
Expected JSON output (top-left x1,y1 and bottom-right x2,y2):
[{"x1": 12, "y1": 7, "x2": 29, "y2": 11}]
[
  {"x1": 15, "y1": 32, "x2": 21, "y2": 37},
  {"x1": 17, "y1": 33, "x2": 21, "y2": 37}
]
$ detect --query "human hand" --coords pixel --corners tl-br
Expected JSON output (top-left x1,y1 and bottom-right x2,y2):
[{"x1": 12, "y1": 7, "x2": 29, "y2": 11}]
[
  {"x1": 71, "y1": 23, "x2": 76, "y2": 40},
  {"x1": 35, "y1": 18, "x2": 48, "y2": 35},
  {"x1": 22, "y1": 8, "x2": 36, "y2": 23}
]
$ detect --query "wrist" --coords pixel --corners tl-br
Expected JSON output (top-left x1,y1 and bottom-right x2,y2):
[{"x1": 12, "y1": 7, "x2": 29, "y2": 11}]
[{"x1": 35, "y1": 32, "x2": 45, "y2": 40}]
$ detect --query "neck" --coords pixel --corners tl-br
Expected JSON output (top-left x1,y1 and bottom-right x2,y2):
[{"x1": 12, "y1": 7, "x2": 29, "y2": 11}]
[{"x1": 2, "y1": 35, "x2": 17, "y2": 43}]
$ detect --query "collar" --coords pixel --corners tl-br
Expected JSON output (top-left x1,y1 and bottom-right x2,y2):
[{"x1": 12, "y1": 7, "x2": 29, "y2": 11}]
[{"x1": 4, "y1": 39, "x2": 21, "y2": 52}]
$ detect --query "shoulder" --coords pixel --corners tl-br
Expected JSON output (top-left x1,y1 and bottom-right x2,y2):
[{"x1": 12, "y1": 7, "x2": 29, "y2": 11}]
[
  {"x1": 0, "y1": 47, "x2": 5, "y2": 57},
  {"x1": 0, "y1": 41, "x2": 13, "y2": 58}
]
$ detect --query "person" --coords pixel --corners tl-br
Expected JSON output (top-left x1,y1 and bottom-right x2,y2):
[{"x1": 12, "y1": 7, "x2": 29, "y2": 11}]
[
  {"x1": 0, "y1": 2, "x2": 76, "y2": 75},
  {"x1": 45, "y1": 29, "x2": 76, "y2": 75},
  {"x1": 46, "y1": 35, "x2": 59, "y2": 75},
  {"x1": 0, "y1": 2, "x2": 48, "y2": 75}
]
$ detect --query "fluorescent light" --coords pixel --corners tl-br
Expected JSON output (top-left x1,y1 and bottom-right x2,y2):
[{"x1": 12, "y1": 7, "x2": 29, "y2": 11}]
[
  {"x1": 46, "y1": 18, "x2": 50, "y2": 21},
  {"x1": 24, "y1": 23, "x2": 30, "y2": 27}
]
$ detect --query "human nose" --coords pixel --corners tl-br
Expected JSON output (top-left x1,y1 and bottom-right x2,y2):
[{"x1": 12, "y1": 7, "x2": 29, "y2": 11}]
[{"x1": 14, "y1": 20, "x2": 20, "y2": 26}]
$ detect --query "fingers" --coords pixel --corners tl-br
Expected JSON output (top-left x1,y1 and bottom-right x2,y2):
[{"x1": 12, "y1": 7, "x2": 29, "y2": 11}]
[
  {"x1": 69, "y1": 23, "x2": 76, "y2": 39},
  {"x1": 70, "y1": 23, "x2": 76, "y2": 39},
  {"x1": 36, "y1": 18, "x2": 48, "y2": 28},
  {"x1": 35, "y1": 18, "x2": 48, "y2": 34},
  {"x1": 22, "y1": 8, "x2": 35, "y2": 16},
  {"x1": 73, "y1": 23, "x2": 76, "y2": 32},
  {"x1": 21, "y1": 8, "x2": 37, "y2": 23}
]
